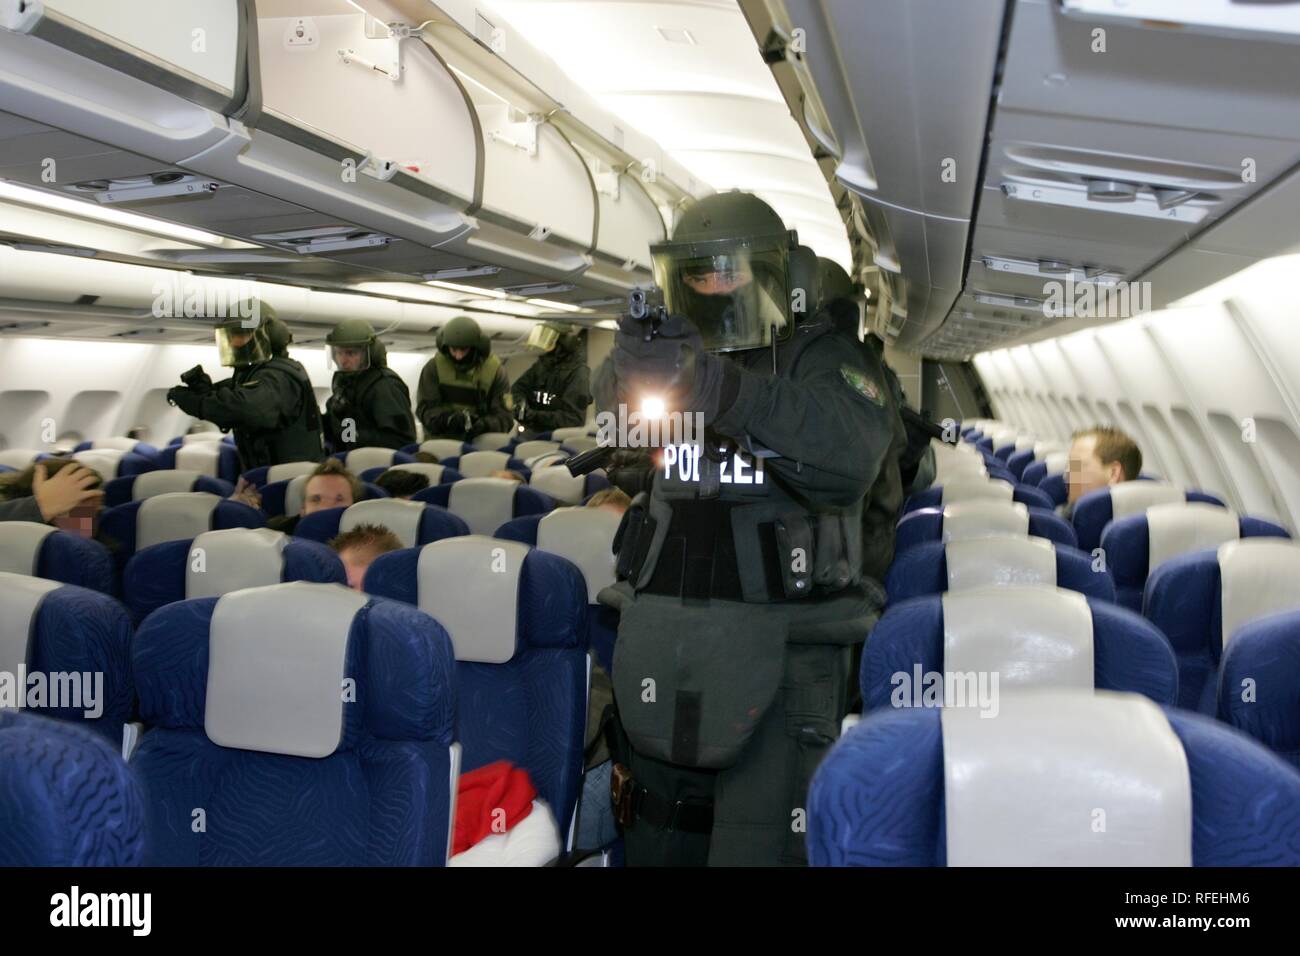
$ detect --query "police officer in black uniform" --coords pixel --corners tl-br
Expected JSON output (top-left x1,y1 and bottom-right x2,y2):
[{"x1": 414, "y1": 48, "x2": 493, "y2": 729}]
[
  {"x1": 415, "y1": 315, "x2": 513, "y2": 440},
  {"x1": 511, "y1": 321, "x2": 592, "y2": 439},
  {"x1": 595, "y1": 191, "x2": 898, "y2": 866},
  {"x1": 167, "y1": 302, "x2": 324, "y2": 470},
  {"x1": 322, "y1": 319, "x2": 417, "y2": 453}
]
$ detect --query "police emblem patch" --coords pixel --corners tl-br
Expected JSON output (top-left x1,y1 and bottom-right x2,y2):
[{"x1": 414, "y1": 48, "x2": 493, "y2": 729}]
[{"x1": 840, "y1": 365, "x2": 883, "y2": 405}]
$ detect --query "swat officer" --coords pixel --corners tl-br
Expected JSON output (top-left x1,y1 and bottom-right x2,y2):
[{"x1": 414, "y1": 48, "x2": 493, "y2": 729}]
[
  {"x1": 817, "y1": 257, "x2": 937, "y2": 495},
  {"x1": 322, "y1": 319, "x2": 417, "y2": 453},
  {"x1": 415, "y1": 315, "x2": 513, "y2": 441},
  {"x1": 511, "y1": 321, "x2": 592, "y2": 439},
  {"x1": 595, "y1": 191, "x2": 898, "y2": 867},
  {"x1": 167, "y1": 302, "x2": 324, "y2": 470}
]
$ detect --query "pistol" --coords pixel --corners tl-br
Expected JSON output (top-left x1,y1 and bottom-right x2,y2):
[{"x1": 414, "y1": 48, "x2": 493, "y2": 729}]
[{"x1": 628, "y1": 287, "x2": 667, "y2": 343}]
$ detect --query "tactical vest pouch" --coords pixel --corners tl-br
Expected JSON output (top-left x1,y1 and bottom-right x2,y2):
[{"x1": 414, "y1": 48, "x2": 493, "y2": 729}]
[
  {"x1": 773, "y1": 513, "x2": 815, "y2": 599},
  {"x1": 812, "y1": 514, "x2": 853, "y2": 592},
  {"x1": 612, "y1": 595, "x2": 786, "y2": 770}
]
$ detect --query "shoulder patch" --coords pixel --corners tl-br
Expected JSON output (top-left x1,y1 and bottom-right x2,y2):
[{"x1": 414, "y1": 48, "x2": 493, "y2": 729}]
[{"x1": 840, "y1": 364, "x2": 883, "y2": 406}]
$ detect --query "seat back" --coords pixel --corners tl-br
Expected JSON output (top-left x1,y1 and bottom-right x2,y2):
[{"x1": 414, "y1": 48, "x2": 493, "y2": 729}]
[
  {"x1": 131, "y1": 582, "x2": 457, "y2": 865},
  {"x1": 0, "y1": 572, "x2": 133, "y2": 743},
  {"x1": 549, "y1": 426, "x2": 593, "y2": 443},
  {"x1": 1073, "y1": 481, "x2": 1224, "y2": 552},
  {"x1": 1102, "y1": 502, "x2": 1289, "y2": 610},
  {"x1": 559, "y1": 435, "x2": 601, "y2": 454},
  {"x1": 102, "y1": 469, "x2": 236, "y2": 508},
  {"x1": 453, "y1": 450, "x2": 513, "y2": 478},
  {"x1": 0, "y1": 521, "x2": 114, "y2": 595},
  {"x1": 1219, "y1": 609, "x2": 1300, "y2": 767},
  {"x1": 99, "y1": 493, "x2": 264, "y2": 564},
  {"x1": 365, "y1": 536, "x2": 588, "y2": 831},
  {"x1": 471, "y1": 431, "x2": 515, "y2": 451},
  {"x1": 294, "y1": 499, "x2": 469, "y2": 548},
  {"x1": 1146, "y1": 538, "x2": 1300, "y2": 712},
  {"x1": 863, "y1": 586, "x2": 1176, "y2": 710},
  {"x1": 170, "y1": 441, "x2": 239, "y2": 481},
  {"x1": 417, "y1": 477, "x2": 552, "y2": 535},
  {"x1": 514, "y1": 440, "x2": 562, "y2": 462},
  {"x1": 416, "y1": 438, "x2": 469, "y2": 460},
  {"x1": 885, "y1": 537, "x2": 1116, "y2": 603},
  {"x1": 808, "y1": 690, "x2": 1300, "y2": 866},
  {"x1": 529, "y1": 465, "x2": 608, "y2": 505},
  {"x1": 72, "y1": 448, "x2": 127, "y2": 480},
  {"x1": 388, "y1": 462, "x2": 454, "y2": 485},
  {"x1": 0, "y1": 448, "x2": 41, "y2": 469},
  {"x1": 122, "y1": 528, "x2": 345, "y2": 624},
  {"x1": 0, "y1": 711, "x2": 145, "y2": 865}
]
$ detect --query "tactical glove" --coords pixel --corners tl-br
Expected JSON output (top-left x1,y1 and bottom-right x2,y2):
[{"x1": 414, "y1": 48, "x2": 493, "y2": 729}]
[{"x1": 611, "y1": 312, "x2": 738, "y2": 425}]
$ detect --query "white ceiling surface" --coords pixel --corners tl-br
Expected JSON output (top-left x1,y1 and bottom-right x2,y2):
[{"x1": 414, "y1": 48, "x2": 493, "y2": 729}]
[
  {"x1": 930, "y1": 0, "x2": 1300, "y2": 359},
  {"x1": 481, "y1": 0, "x2": 852, "y2": 269}
]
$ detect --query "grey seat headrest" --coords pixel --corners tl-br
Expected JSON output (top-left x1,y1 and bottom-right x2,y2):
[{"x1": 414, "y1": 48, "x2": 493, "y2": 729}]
[
  {"x1": 455, "y1": 451, "x2": 511, "y2": 479},
  {"x1": 186, "y1": 528, "x2": 288, "y2": 600},
  {"x1": 176, "y1": 442, "x2": 221, "y2": 477},
  {"x1": 182, "y1": 432, "x2": 225, "y2": 444},
  {"x1": 205, "y1": 582, "x2": 367, "y2": 758},
  {"x1": 513, "y1": 441, "x2": 562, "y2": 462},
  {"x1": 529, "y1": 466, "x2": 586, "y2": 505},
  {"x1": 940, "y1": 478, "x2": 1013, "y2": 506},
  {"x1": 1146, "y1": 501, "x2": 1239, "y2": 571},
  {"x1": 266, "y1": 461, "x2": 319, "y2": 483},
  {"x1": 942, "y1": 586, "x2": 1094, "y2": 695},
  {"x1": 537, "y1": 507, "x2": 620, "y2": 603},
  {"x1": 136, "y1": 492, "x2": 222, "y2": 550},
  {"x1": 447, "y1": 477, "x2": 519, "y2": 535},
  {"x1": 0, "y1": 572, "x2": 61, "y2": 677},
  {"x1": 560, "y1": 436, "x2": 601, "y2": 453},
  {"x1": 550, "y1": 427, "x2": 592, "y2": 442},
  {"x1": 0, "y1": 522, "x2": 56, "y2": 575},
  {"x1": 1218, "y1": 539, "x2": 1300, "y2": 647},
  {"x1": 419, "y1": 439, "x2": 468, "y2": 461},
  {"x1": 945, "y1": 536, "x2": 1056, "y2": 592},
  {"x1": 284, "y1": 473, "x2": 311, "y2": 516},
  {"x1": 90, "y1": 437, "x2": 139, "y2": 452},
  {"x1": 72, "y1": 449, "x2": 124, "y2": 481},
  {"x1": 470, "y1": 431, "x2": 515, "y2": 451},
  {"x1": 133, "y1": 469, "x2": 202, "y2": 500},
  {"x1": 1109, "y1": 480, "x2": 1183, "y2": 520},
  {"x1": 1043, "y1": 451, "x2": 1068, "y2": 475},
  {"x1": 416, "y1": 535, "x2": 527, "y2": 663},
  {"x1": 942, "y1": 690, "x2": 1192, "y2": 866},
  {"x1": 340, "y1": 498, "x2": 427, "y2": 549},
  {"x1": 0, "y1": 449, "x2": 42, "y2": 469},
  {"x1": 941, "y1": 500, "x2": 1030, "y2": 542},
  {"x1": 345, "y1": 447, "x2": 397, "y2": 474}
]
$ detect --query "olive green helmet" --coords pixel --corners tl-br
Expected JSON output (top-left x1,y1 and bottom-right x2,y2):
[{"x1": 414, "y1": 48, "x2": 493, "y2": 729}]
[
  {"x1": 265, "y1": 315, "x2": 293, "y2": 356},
  {"x1": 437, "y1": 315, "x2": 486, "y2": 368},
  {"x1": 650, "y1": 191, "x2": 797, "y2": 352},
  {"x1": 525, "y1": 320, "x2": 581, "y2": 354},
  {"x1": 817, "y1": 257, "x2": 855, "y2": 305},
  {"x1": 215, "y1": 299, "x2": 274, "y2": 367},
  {"x1": 325, "y1": 318, "x2": 377, "y2": 373}
]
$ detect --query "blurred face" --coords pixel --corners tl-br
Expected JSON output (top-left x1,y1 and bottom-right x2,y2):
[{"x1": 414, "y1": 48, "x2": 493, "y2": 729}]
[
  {"x1": 337, "y1": 545, "x2": 378, "y2": 591},
  {"x1": 682, "y1": 263, "x2": 753, "y2": 296},
  {"x1": 1067, "y1": 434, "x2": 1123, "y2": 503},
  {"x1": 449, "y1": 346, "x2": 471, "y2": 361},
  {"x1": 302, "y1": 474, "x2": 354, "y2": 515},
  {"x1": 53, "y1": 503, "x2": 100, "y2": 538},
  {"x1": 335, "y1": 346, "x2": 366, "y2": 371}
]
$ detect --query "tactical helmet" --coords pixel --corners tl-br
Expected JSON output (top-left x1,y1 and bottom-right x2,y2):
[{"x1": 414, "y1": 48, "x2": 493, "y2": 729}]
[
  {"x1": 437, "y1": 315, "x2": 485, "y2": 368},
  {"x1": 525, "y1": 320, "x2": 581, "y2": 354},
  {"x1": 265, "y1": 315, "x2": 293, "y2": 356},
  {"x1": 650, "y1": 191, "x2": 796, "y2": 352},
  {"x1": 325, "y1": 318, "x2": 376, "y2": 373},
  {"x1": 789, "y1": 245, "x2": 820, "y2": 323},
  {"x1": 215, "y1": 299, "x2": 274, "y2": 367},
  {"x1": 817, "y1": 257, "x2": 855, "y2": 305}
]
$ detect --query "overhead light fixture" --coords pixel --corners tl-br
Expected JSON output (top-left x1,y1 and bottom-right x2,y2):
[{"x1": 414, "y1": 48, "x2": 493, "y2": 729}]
[
  {"x1": 421, "y1": 265, "x2": 502, "y2": 281},
  {"x1": 0, "y1": 180, "x2": 223, "y2": 245},
  {"x1": 427, "y1": 280, "x2": 512, "y2": 299},
  {"x1": 526, "y1": 298, "x2": 585, "y2": 313},
  {"x1": 1086, "y1": 180, "x2": 1139, "y2": 203}
]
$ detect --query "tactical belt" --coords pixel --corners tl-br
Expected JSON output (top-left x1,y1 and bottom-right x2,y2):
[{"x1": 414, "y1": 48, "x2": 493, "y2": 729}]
[{"x1": 612, "y1": 764, "x2": 715, "y2": 834}]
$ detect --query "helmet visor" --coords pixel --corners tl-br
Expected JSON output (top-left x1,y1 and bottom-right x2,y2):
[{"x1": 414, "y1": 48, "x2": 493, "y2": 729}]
[
  {"x1": 653, "y1": 246, "x2": 791, "y2": 352},
  {"x1": 216, "y1": 324, "x2": 269, "y2": 367},
  {"x1": 325, "y1": 344, "x2": 371, "y2": 373},
  {"x1": 525, "y1": 324, "x2": 560, "y2": 353}
]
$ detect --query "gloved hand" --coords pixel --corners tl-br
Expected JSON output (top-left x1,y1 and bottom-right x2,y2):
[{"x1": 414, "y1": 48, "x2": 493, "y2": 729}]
[
  {"x1": 167, "y1": 386, "x2": 205, "y2": 416},
  {"x1": 612, "y1": 312, "x2": 738, "y2": 425},
  {"x1": 462, "y1": 411, "x2": 480, "y2": 438},
  {"x1": 179, "y1": 364, "x2": 213, "y2": 393},
  {"x1": 429, "y1": 409, "x2": 468, "y2": 438}
]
